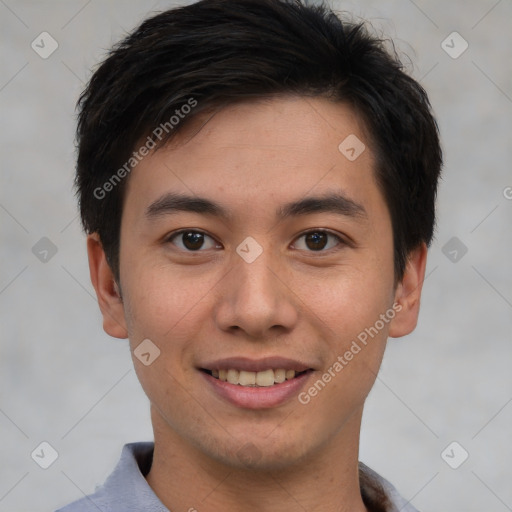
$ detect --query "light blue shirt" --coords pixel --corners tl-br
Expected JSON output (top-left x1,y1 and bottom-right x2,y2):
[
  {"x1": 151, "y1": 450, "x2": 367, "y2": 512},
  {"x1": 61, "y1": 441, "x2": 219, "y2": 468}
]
[{"x1": 55, "y1": 442, "x2": 419, "y2": 512}]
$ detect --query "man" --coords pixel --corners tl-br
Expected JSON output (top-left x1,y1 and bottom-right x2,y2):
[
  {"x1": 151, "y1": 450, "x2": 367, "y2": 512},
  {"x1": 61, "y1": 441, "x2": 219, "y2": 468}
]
[{"x1": 57, "y1": 0, "x2": 442, "y2": 510}]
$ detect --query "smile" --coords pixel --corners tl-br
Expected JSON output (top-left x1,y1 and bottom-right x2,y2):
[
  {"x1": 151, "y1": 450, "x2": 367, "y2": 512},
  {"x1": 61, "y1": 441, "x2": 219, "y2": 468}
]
[
  {"x1": 203, "y1": 368, "x2": 309, "y2": 387},
  {"x1": 199, "y1": 357, "x2": 315, "y2": 409}
]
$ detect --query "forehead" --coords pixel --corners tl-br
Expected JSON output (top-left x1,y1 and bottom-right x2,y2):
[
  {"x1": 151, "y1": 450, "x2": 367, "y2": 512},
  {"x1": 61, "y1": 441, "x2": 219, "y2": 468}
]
[
  {"x1": 162, "y1": 95, "x2": 370, "y2": 167},
  {"x1": 122, "y1": 96, "x2": 384, "y2": 226}
]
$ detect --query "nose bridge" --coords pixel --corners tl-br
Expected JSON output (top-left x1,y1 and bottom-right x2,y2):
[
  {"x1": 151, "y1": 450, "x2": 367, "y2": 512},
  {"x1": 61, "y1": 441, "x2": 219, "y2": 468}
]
[
  {"x1": 233, "y1": 250, "x2": 278, "y2": 301},
  {"x1": 214, "y1": 240, "x2": 298, "y2": 337},
  {"x1": 233, "y1": 242, "x2": 281, "y2": 308}
]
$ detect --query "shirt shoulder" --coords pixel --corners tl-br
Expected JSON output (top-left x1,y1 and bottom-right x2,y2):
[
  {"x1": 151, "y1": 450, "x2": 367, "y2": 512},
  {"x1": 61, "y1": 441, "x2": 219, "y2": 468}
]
[
  {"x1": 54, "y1": 442, "x2": 168, "y2": 512},
  {"x1": 360, "y1": 462, "x2": 420, "y2": 512}
]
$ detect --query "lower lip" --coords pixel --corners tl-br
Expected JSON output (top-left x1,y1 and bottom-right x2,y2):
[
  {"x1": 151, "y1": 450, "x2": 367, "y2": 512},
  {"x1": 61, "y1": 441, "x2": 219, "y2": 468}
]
[{"x1": 201, "y1": 370, "x2": 312, "y2": 409}]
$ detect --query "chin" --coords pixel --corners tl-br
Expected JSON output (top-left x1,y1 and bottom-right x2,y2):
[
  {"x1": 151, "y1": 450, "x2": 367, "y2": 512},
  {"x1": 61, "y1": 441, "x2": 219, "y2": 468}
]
[{"x1": 206, "y1": 435, "x2": 314, "y2": 472}]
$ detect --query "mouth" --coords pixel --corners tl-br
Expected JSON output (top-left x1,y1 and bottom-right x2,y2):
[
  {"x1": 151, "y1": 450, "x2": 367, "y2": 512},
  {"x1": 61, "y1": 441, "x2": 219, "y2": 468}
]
[
  {"x1": 198, "y1": 357, "x2": 315, "y2": 409},
  {"x1": 200, "y1": 368, "x2": 312, "y2": 387}
]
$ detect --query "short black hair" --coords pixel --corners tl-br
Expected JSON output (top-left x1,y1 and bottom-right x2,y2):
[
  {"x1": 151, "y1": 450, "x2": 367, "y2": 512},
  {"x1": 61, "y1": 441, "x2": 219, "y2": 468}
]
[{"x1": 75, "y1": 0, "x2": 442, "y2": 283}]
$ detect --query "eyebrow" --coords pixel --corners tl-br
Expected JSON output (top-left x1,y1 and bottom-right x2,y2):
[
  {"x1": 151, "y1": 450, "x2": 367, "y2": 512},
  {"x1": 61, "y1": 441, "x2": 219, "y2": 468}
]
[
  {"x1": 277, "y1": 192, "x2": 367, "y2": 221},
  {"x1": 145, "y1": 191, "x2": 367, "y2": 222}
]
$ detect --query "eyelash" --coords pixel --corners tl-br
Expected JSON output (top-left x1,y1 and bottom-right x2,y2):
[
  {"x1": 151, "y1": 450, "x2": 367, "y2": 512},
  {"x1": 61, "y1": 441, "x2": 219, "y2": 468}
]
[{"x1": 165, "y1": 229, "x2": 348, "y2": 253}]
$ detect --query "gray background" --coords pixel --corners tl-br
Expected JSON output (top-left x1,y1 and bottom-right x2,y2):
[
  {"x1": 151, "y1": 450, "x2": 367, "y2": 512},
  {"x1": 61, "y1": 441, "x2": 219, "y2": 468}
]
[{"x1": 1, "y1": 0, "x2": 511, "y2": 510}]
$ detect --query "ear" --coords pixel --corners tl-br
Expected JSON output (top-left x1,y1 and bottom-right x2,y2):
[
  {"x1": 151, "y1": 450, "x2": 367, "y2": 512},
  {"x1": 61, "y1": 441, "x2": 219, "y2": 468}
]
[
  {"x1": 388, "y1": 242, "x2": 428, "y2": 338},
  {"x1": 86, "y1": 233, "x2": 128, "y2": 339}
]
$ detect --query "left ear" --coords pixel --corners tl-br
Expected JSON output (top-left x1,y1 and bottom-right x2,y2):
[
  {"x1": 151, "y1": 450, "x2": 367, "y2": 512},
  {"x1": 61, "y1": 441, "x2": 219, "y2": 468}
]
[{"x1": 388, "y1": 242, "x2": 428, "y2": 338}]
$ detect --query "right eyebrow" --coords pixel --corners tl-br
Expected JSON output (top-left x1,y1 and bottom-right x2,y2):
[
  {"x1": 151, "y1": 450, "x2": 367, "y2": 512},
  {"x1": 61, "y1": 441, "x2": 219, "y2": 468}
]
[{"x1": 145, "y1": 192, "x2": 232, "y2": 222}]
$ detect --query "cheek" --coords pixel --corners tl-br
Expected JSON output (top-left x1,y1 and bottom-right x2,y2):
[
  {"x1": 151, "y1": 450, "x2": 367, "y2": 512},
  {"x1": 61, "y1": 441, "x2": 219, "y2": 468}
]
[
  {"x1": 121, "y1": 257, "x2": 205, "y2": 339},
  {"x1": 122, "y1": 271, "x2": 200, "y2": 409},
  {"x1": 295, "y1": 261, "x2": 395, "y2": 399},
  {"x1": 295, "y1": 263, "x2": 394, "y2": 336}
]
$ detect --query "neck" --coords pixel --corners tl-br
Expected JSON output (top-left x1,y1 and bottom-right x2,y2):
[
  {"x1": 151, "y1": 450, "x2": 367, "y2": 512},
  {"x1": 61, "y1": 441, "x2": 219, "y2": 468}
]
[{"x1": 145, "y1": 405, "x2": 369, "y2": 512}]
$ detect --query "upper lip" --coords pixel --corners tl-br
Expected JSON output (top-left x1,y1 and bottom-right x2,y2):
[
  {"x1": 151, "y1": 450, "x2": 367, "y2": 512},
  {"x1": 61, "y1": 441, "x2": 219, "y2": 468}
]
[{"x1": 199, "y1": 356, "x2": 314, "y2": 373}]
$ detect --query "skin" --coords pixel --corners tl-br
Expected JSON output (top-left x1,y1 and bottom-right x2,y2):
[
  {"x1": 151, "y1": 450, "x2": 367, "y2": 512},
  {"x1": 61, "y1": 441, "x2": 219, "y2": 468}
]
[{"x1": 87, "y1": 95, "x2": 427, "y2": 512}]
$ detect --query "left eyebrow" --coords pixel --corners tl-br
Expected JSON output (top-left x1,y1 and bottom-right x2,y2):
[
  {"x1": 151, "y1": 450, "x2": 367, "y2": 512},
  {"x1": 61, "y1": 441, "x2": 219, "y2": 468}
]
[
  {"x1": 276, "y1": 192, "x2": 367, "y2": 221},
  {"x1": 144, "y1": 191, "x2": 367, "y2": 222}
]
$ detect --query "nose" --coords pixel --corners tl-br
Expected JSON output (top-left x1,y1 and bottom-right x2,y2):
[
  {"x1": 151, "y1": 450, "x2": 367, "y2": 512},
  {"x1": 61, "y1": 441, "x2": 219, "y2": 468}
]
[{"x1": 213, "y1": 245, "x2": 299, "y2": 341}]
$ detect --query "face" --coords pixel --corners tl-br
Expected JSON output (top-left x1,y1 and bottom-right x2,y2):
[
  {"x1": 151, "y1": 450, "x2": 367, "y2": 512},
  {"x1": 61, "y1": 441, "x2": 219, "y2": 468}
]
[{"x1": 89, "y1": 96, "x2": 426, "y2": 471}]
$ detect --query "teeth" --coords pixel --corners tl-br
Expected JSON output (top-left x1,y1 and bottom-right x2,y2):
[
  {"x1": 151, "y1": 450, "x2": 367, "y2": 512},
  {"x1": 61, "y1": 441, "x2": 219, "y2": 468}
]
[
  {"x1": 274, "y1": 369, "x2": 286, "y2": 383},
  {"x1": 227, "y1": 369, "x2": 239, "y2": 385},
  {"x1": 238, "y1": 370, "x2": 256, "y2": 386},
  {"x1": 256, "y1": 369, "x2": 274, "y2": 387},
  {"x1": 211, "y1": 368, "x2": 300, "y2": 386}
]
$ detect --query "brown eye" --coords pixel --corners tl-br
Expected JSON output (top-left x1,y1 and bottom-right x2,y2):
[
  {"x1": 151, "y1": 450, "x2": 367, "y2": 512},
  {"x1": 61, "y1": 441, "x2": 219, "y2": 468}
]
[
  {"x1": 168, "y1": 230, "x2": 218, "y2": 251},
  {"x1": 305, "y1": 232, "x2": 328, "y2": 250},
  {"x1": 293, "y1": 230, "x2": 344, "y2": 252}
]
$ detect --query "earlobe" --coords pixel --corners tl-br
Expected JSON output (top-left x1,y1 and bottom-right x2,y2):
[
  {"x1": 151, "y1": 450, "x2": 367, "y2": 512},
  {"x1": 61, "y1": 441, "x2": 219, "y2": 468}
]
[
  {"x1": 86, "y1": 233, "x2": 128, "y2": 339},
  {"x1": 388, "y1": 243, "x2": 428, "y2": 338}
]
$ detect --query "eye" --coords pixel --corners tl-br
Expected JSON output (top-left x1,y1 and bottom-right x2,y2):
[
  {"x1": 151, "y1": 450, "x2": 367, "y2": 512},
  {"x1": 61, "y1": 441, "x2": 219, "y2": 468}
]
[
  {"x1": 167, "y1": 230, "x2": 220, "y2": 251},
  {"x1": 292, "y1": 230, "x2": 345, "y2": 252}
]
